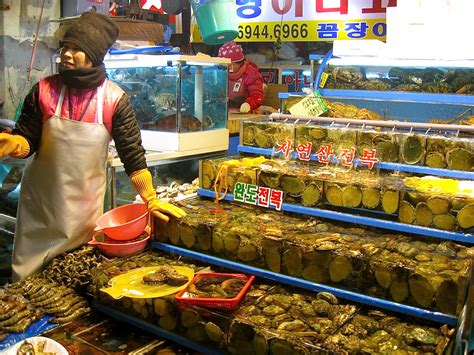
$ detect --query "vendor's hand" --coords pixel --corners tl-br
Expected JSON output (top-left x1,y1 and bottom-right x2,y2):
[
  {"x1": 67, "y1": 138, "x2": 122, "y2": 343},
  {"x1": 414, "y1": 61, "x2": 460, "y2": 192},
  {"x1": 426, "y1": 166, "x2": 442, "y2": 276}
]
[
  {"x1": 240, "y1": 102, "x2": 251, "y2": 113},
  {"x1": 0, "y1": 133, "x2": 30, "y2": 158},
  {"x1": 147, "y1": 198, "x2": 186, "y2": 222}
]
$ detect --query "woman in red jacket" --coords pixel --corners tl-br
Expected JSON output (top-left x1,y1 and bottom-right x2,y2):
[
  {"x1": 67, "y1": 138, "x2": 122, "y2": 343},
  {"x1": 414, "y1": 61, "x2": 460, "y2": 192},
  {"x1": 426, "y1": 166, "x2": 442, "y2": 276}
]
[{"x1": 218, "y1": 41, "x2": 265, "y2": 113}]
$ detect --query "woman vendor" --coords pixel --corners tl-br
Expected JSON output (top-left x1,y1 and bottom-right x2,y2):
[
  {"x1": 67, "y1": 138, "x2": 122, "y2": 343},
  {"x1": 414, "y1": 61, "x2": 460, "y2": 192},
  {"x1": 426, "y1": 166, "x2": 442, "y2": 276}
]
[
  {"x1": 0, "y1": 12, "x2": 186, "y2": 281},
  {"x1": 218, "y1": 41, "x2": 265, "y2": 113}
]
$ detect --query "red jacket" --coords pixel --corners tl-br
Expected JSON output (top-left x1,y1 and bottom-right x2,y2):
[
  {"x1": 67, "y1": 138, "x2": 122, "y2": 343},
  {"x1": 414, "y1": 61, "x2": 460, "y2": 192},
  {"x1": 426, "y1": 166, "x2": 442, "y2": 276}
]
[{"x1": 228, "y1": 60, "x2": 264, "y2": 111}]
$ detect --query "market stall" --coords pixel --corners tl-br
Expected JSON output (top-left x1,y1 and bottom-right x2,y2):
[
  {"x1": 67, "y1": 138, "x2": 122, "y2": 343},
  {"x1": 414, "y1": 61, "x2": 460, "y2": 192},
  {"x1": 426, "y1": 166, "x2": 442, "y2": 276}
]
[{"x1": 1, "y1": 0, "x2": 474, "y2": 354}]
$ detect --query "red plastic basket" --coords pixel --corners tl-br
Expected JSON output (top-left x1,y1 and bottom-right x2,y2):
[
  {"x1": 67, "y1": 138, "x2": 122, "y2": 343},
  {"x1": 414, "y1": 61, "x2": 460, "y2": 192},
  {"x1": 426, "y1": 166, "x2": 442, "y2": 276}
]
[{"x1": 175, "y1": 273, "x2": 255, "y2": 311}]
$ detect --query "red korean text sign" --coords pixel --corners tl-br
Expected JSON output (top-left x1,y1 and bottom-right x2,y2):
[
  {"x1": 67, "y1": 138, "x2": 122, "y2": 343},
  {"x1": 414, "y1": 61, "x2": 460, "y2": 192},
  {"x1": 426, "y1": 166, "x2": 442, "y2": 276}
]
[{"x1": 274, "y1": 142, "x2": 379, "y2": 169}]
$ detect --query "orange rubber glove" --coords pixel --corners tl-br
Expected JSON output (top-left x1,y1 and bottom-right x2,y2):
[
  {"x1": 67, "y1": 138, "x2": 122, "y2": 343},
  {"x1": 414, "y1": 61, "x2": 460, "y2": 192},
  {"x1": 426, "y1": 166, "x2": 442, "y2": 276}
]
[
  {"x1": 130, "y1": 169, "x2": 186, "y2": 222},
  {"x1": 0, "y1": 133, "x2": 30, "y2": 158}
]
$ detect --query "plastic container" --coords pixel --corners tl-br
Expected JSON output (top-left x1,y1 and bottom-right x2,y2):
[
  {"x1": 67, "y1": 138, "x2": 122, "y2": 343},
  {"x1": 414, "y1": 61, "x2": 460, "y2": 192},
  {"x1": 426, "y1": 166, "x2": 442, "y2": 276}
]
[
  {"x1": 95, "y1": 203, "x2": 149, "y2": 241},
  {"x1": 190, "y1": 0, "x2": 238, "y2": 45},
  {"x1": 176, "y1": 273, "x2": 255, "y2": 311},
  {"x1": 88, "y1": 232, "x2": 150, "y2": 258},
  {"x1": 4, "y1": 336, "x2": 68, "y2": 355}
]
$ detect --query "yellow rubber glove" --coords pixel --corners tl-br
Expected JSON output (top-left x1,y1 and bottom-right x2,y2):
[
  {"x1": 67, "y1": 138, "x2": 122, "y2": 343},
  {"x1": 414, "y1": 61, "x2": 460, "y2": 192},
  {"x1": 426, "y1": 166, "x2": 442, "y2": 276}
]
[
  {"x1": 240, "y1": 102, "x2": 251, "y2": 113},
  {"x1": 130, "y1": 169, "x2": 186, "y2": 222},
  {"x1": 0, "y1": 133, "x2": 30, "y2": 158}
]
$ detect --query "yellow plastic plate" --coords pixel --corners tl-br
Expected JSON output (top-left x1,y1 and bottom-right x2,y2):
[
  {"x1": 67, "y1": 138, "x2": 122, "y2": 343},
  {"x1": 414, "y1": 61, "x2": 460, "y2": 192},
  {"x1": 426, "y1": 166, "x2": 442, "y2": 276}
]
[{"x1": 100, "y1": 266, "x2": 194, "y2": 299}]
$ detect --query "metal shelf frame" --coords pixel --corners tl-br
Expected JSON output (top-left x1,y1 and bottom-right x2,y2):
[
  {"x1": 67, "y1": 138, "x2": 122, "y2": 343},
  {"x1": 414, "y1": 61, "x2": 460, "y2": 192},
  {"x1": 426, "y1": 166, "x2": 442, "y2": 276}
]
[
  {"x1": 278, "y1": 89, "x2": 474, "y2": 106},
  {"x1": 237, "y1": 145, "x2": 474, "y2": 180},
  {"x1": 197, "y1": 188, "x2": 473, "y2": 245},
  {"x1": 93, "y1": 303, "x2": 223, "y2": 355},
  {"x1": 152, "y1": 242, "x2": 458, "y2": 327}
]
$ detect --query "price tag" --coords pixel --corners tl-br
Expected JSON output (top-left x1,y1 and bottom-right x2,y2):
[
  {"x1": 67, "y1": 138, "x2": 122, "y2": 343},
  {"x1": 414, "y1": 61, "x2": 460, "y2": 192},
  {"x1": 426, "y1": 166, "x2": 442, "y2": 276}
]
[
  {"x1": 319, "y1": 72, "x2": 329, "y2": 88},
  {"x1": 288, "y1": 90, "x2": 328, "y2": 117}
]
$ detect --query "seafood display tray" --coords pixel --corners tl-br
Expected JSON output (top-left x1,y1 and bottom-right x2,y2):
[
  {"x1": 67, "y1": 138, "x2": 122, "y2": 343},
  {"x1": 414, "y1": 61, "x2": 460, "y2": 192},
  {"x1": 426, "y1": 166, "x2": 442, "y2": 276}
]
[
  {"x1": 93, "y1": 302, "x2": 222, "y2": 355},
  {"x1": 152, "y1": 242, "x2": 457, "y2": 327},
  {"x1": 237, "y1": 145, "x2": 474, "y2": 181},
  {"x1": 197, "y1": 189, "x2": 473, "y2": 245}
]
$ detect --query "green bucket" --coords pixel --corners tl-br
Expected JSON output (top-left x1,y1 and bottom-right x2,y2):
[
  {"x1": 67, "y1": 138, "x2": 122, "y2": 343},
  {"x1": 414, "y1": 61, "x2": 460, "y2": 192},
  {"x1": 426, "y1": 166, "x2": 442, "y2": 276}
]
[{"x1": 191, "y1": 0, "x2": 238, "y2": 45}]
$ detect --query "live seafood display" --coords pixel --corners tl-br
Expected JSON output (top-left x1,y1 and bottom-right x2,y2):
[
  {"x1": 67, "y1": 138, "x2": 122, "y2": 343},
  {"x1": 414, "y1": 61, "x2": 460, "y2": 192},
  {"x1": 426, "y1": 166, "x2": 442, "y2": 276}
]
[
  {"x1": 157, "y1": 198, "x2": 472, "y2": 315},
  {"x1": 324, "y1": 100, "x2": 383, "y2": 121},
  {"x1": 426, "y1": 135, "x2": 474, "y2": 171},
  {"x1": 201, "y1": 157, "x2": 406, "y2": 215},
  {"x1": 186, "y1": 275, "x2": 247, "y2": 299},
  {"x1": 41, "y1": 246, "x2": 104, "y2": 293},
  {"x1": 281, "y1": 98, "x2": 382, "y2": 121},
  {"x1": 142, "y1": 266, "x2": 189, "y2": 287},
  {"x1": 242, "y1": 117, "x2": 473, "y2": 170},
  {"x1": 320, "y1": 65, "x2": 474, "y2": 95},
  {"x1": 0, "y1": 276, "x2": 89, "y2": 341},
  {"x1": 199, "y1": 156, "x2": 474, "y2": 233},
  {"x1": 400, "y1": 176, "x2": 474, "y2": 231},
  {"x1": 199, "y1": 156, "x2": 262, "y2": 194},
  {"x1": 88, "y1": 246, "x2": 454, "y2": 354},
  {"x1": 294, "y1": 124, "x2": 358, "y2": 156},
  {"x1": 259, "y1": 161, "x2": 325, "y2": 207},
  {"x1": 228, "y1": 285, "x2": 452, "y2": 354},
  {"x1": 91, "y1": 251, "x2": 202, "y2": 329},
  {"x1": 91, "y1": 250, "x2": 236, "y2": 349},
  {"x1": 105, "y1": 56, "x2": 228, "y2": 133},
  {"x1": 154, "y1": 178, "x2": 199, "y2": 201},
  {"x1": 241, "y1": 121, "x2": 294, "y2": 150}
]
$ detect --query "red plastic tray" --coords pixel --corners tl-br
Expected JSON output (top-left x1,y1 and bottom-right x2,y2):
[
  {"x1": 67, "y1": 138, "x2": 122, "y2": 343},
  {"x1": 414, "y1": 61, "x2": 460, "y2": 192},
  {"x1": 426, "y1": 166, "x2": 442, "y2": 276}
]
[{"x1": 175, "y1": 273, "x2": 255, "y2": 311}]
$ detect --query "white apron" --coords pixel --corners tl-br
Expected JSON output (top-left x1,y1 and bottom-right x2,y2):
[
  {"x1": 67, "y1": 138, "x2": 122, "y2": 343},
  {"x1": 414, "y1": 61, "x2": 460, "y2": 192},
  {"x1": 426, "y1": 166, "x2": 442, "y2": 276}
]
[{"x1": 12, "y1": 83, "x2": 110, "y2": 281}]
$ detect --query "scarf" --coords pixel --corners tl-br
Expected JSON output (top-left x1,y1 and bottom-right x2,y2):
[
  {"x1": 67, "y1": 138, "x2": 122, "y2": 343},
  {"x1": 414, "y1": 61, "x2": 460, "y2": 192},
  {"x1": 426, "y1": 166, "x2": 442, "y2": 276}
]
[
  {"x1": 229, "y1": 61, "x2": 248, "y2": 81},
  {"x1": 59, "y1": 64, "x2": 107, "y2": 89}
]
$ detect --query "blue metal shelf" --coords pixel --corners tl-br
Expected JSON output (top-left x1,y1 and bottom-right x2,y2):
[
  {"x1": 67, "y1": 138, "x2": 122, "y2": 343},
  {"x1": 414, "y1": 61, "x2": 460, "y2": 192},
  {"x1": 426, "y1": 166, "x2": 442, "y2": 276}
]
[
  {"x1": 93, "y1": 303, "x2": 223, "y2": 355},
  {"x1": 318, "y1": 88, "x2": 474, "y2": 106},
  {"x1": 197, "y1": 189, "x2": 473, "y2": 245},
  {"x1": 277, "y1": 90, "x2": 474, "y2": 105},
  {"x1": 152, "y1": 242, "x2": 458, "y2": 327},
  {"x1": 278, "y1": 92, "x2": 306, "y2": 99},
  {"x1": 237, "y1": 145, "x2": 474, "y2": 180}
]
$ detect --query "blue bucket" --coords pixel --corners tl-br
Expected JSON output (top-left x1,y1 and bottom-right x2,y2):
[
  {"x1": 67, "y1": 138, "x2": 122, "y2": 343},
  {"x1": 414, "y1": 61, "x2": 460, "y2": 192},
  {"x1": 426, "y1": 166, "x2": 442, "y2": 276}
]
[{"x1": 191, "y1": 0, "x2": 238, "y2": 45}]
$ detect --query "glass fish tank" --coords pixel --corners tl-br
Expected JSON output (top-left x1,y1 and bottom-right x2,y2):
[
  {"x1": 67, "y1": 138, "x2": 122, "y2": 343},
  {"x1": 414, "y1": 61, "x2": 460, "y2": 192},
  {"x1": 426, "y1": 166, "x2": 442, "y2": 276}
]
[
  {"x1": 104, "y1": 54, "x2": 230, "y2": 151},
  {"x1": 0, "y1": 158, "x2": 24, "y2": 218},
  {"x1": 279, "y1": 91, "x2": 473, "y2": 125},
  {"x1": 311, "y1": 55, "x2": 474, "y2": 95}
]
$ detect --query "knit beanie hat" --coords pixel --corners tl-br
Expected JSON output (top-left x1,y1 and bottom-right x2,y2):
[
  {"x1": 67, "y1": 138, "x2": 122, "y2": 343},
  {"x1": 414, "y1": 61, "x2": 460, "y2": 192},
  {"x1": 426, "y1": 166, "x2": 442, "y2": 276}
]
[
  {"x1": 218, "y1": 41, "x2": 245, "y2": 62},
  {"x1": 61, "y1": 12, "x2": 119, "y2": 66}
]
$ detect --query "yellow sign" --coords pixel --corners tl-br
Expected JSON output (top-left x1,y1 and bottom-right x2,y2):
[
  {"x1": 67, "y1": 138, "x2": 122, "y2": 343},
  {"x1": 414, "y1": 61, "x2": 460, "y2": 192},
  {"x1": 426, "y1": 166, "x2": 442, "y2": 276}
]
[
  {"x1": 288, "y1": 91, "x2": 327, "y2": 117},
  {"x1": 191, "y1": 0, "x2": 393, "y2": 43},
  {"x1": 192, "y1": 18, "x2": 386, "y2": 43},
  {"x1": 101, "y1": 266, "x2": 194, "y2": 299},
  {"x1": 236, "y1": 19, "x2": 386, "y2": 42},
  {"x1": 319, "y1": 72, "x2": 330, "y2": 88}
]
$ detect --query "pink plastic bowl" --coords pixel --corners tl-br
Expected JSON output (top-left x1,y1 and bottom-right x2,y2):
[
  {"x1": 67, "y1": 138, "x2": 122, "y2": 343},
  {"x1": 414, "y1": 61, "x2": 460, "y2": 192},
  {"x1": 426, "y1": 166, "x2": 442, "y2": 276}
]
[
  {"x1": 88, "y1": 233, "x2": 150, "y2": 257},
  {"x1": 95, "y1": 203, "x2": 149, "y2": 241}
]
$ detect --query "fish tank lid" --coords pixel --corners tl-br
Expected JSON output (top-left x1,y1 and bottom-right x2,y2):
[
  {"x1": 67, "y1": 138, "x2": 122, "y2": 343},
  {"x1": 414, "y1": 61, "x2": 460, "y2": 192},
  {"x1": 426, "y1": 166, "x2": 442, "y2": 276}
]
[
  {"x1": 104, "y1": 54, "x2": 231, "y2": 69},
  {"x1": 309, "y1": 53, "x2": 474, "y2": 69}
]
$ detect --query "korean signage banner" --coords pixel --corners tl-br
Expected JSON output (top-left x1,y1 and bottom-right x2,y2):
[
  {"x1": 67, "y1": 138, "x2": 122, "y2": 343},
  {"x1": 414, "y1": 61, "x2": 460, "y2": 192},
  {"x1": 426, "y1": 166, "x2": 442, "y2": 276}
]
[{"x1": 193, "y1": 0, "x2": 396, "y2": 42}]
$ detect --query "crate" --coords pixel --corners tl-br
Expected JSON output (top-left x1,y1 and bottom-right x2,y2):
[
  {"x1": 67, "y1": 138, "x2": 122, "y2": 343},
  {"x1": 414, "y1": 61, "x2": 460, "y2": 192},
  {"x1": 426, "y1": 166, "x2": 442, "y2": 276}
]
[{"x1": 176, "y1": 273, "x2": 255, "y2": 311}]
